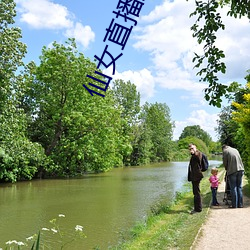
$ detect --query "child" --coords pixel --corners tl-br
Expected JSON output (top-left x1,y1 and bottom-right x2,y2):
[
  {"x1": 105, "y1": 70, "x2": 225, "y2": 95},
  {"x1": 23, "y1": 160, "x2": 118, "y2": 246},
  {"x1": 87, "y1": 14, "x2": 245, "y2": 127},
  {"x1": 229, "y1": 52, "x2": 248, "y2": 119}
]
[{"x1": 209, "y1": 168, "x2": 220, "y2": 206}]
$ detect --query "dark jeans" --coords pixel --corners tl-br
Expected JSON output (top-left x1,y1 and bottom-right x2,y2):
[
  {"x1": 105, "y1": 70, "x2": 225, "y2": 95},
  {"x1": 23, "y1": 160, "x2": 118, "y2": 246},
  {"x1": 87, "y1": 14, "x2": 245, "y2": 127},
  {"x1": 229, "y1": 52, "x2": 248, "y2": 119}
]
[
  {"x1": 192, "y1": 180, "x2": 202, "y2": 212},
  {"x1": 211, "y1": 187, "x2": 218, "y2": 205},
  {"x1": 228, "y1": 170, "x2": 244, "y2": 208}
]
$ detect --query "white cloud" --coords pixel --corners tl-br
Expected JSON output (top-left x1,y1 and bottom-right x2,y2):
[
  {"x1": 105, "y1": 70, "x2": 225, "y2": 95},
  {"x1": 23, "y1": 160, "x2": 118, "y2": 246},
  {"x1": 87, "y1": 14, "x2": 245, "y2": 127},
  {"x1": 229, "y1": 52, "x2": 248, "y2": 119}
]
[
  {"x1": 16, "y1": 0, "x2": 95, "y2": 48},
  {"x1": 65, "y1": 22, "x2": 95, "y2": 48},
  {"x1": 110, "y1": 68, "x2": 156, "y2": 103},
  {"x1": 16, "y1": 0, "x2": 73, "y2": 29},
  {"x1": 173, "y1": 110, "x2": 219, "y2": 141},
  {"x1": 133, "y1": 0, "x2": 204, "y2": 97},
  {"x1": 130, "y1": 0, "x2": 249, "y2": 141},
  {"x1": 214, "y1": 8, "x2": 250, "y2": 81},
  {"x1": 133, "y1": 0, "x2": 250, "y2": 95}
]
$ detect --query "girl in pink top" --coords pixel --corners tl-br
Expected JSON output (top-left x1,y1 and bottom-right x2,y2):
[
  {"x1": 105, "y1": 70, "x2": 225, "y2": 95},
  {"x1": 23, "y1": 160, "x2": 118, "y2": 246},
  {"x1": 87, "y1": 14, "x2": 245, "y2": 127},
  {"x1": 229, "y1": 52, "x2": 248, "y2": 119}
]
[{"x1": 209, "y1": 168, "x2": 220, "y2": 206}]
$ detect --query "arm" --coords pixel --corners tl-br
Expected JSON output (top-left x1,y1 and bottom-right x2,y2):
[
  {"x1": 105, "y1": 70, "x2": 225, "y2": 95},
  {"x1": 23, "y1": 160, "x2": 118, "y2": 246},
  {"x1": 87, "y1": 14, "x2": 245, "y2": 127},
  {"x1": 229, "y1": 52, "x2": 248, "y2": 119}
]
[{"x1": 222, "y1": 152, "x2": 228, "y2": 171}]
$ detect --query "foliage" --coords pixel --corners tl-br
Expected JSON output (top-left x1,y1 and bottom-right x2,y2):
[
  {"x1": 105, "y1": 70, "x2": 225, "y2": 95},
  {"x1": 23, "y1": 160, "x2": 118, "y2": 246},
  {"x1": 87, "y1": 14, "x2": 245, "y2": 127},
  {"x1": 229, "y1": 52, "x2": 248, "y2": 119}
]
[
  {"x1": 0, "y1": 0, "x2": 27, "y2": 108},
  {"x1": 112, "y1": 79, "x2": 140, "y2": 124},
  {"x1": 111, "y1": 79, "x2": 141, "y2": 165},
  {"x1": 178, "y1": 136, "x2": 209, "y2": 156},
  {"x1": 179, "y1": 125, "x2": 212, "y2": 146},
  {"x1": 209, "y1": 141, "x2": 222, "y2": 154},
  {"x1": 24, "y1": 39, "x2": 128, "y2": 175},
  {"x1": 112, "y1": 81, "x2": 175, "y2": 165},
  {"x1": 189, "y1": 0, "x2": 250, "y2": 107},
  {"x1": 129, "y1": 122, "x2": 153, "y2": 165},
  {"x1": 0, "y1": 0, "x2": 49, "y2": 182},
  {"x1": 140, "y1": 102, "x2": 174, "y2": 162},
  {"x1": 231, "y1": 83, "x2": 250, "y2": 176},
  {"x1": 215, "y1": 72, "x2": 250, "y2": 176},
  {"x1": 216, "y1": 106, "x2": 240, "y2": 147}
]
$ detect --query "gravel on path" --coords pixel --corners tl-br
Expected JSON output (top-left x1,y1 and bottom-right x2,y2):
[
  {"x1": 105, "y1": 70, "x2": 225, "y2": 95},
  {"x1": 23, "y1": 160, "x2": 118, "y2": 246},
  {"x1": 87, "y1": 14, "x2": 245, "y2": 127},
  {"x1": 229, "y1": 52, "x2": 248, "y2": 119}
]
[{"x1": 192, "y1": 174, "x2": 250, "y2": 250}]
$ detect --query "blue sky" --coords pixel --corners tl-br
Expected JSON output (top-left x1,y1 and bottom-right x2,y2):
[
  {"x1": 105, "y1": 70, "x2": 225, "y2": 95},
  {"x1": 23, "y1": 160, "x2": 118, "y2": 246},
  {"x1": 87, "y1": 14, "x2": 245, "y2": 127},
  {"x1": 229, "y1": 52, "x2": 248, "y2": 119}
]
[{"x1": 14, "y1": 0, "x2": 250, "y2": 141}]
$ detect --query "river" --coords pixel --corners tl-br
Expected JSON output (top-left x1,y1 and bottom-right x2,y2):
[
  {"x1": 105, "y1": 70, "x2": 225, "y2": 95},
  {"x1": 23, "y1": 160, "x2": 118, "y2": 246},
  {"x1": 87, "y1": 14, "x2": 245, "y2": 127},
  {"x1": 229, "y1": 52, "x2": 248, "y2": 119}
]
[{"x1": 0, "y1": 160, "x2": 222, "y2": 249}]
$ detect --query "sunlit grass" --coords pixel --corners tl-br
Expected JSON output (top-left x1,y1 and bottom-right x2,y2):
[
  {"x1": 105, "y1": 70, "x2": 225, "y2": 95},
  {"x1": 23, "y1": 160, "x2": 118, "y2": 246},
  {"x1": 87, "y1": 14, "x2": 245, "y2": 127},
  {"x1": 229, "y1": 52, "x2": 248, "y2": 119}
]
[{"x1": 111, "y1": 174, "x2": 218, "y2": 250}]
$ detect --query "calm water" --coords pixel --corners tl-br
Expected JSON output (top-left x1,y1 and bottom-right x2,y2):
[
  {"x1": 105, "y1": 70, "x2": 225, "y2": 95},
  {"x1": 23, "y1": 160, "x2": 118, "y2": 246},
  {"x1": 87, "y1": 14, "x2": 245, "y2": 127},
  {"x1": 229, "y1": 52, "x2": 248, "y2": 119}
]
[{"x1": 0, "y1": 160, "x2": 221, "y2": 249}]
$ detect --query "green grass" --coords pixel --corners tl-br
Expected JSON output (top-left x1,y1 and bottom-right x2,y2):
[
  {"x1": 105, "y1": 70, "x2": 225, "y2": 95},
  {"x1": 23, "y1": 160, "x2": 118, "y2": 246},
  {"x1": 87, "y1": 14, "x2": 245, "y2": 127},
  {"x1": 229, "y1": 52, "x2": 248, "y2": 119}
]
[{"x1": 111, "y1": 171, "x2": 225, "y2": 250}]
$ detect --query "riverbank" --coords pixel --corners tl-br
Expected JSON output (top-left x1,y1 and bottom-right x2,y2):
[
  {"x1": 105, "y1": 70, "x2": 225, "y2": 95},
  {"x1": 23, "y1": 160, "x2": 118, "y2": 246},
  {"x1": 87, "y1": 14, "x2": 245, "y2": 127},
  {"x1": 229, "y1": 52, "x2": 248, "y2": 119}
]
[
  {"x1": 112, "y1": 170, "x2": 221, "y2": 249},
  {"x1": 113, "y1": 169, "x2": 250, "y2": 250}
]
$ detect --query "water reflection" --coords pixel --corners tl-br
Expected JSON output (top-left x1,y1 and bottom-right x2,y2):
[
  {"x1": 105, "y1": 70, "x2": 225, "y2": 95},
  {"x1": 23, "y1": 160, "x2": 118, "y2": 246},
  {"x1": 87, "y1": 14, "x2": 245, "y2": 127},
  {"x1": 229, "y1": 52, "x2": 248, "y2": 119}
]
[{"x1": 0, "y1": 160, "x2": 221, "y2": 249}]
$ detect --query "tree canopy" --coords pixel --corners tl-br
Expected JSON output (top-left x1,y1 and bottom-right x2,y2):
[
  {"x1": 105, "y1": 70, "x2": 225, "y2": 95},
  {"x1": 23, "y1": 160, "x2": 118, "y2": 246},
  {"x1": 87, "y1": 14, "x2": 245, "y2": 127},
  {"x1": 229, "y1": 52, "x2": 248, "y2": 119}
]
[
  {"x1": 179, "y1": 125, "x2": 212, "y2": 146},
  {"x1": 190, "y1": 0, "x2": 250, "y2": 107}
]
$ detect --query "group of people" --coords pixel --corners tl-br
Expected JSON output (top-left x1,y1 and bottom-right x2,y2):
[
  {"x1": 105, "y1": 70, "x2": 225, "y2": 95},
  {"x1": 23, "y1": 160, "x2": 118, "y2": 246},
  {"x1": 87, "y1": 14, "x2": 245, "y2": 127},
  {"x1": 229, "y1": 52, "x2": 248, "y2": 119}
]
[{"x1": 188, "y1": 143, "x2": 244, "y2": 214}]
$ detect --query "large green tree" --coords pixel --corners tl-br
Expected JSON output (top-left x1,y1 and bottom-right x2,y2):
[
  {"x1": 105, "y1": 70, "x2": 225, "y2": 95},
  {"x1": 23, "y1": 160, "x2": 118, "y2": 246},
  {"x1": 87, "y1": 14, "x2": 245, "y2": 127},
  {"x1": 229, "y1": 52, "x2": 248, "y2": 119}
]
[
  {"x1": 216, "y1": 106, "x2": 240, "y2": 147},
  {"x1": 24, "y1": 39, "x2": 128, "y2": 175},
  {"x1": 179, "y1": 125, "x2": 212, "y2": 146},
  {"x1": 112, "y1": 79, "x2": 140, "y2": 124},
  {"x1": 111, "y1": 79, "x2": 141, "y2": 165},
  {"x1": 0, "y1": 0, "x2": 47, "y2": 182},
  {"x1": 190, "y1": 0, "x2": 250, "y2": 107},
  {"x1": 140, "y1": 102, "x2": 174, "y2": 162},
  {"x1": 178, "y1": 136, "x2": 209, "y2": 156}
]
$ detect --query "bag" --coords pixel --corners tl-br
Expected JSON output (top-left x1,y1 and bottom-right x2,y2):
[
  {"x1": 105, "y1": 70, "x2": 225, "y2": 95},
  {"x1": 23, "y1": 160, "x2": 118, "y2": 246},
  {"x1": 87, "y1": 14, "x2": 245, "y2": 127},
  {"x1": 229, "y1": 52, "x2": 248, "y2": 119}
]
[{"x1": 200, "y1": 153, "x2": 209, "y2": 172}]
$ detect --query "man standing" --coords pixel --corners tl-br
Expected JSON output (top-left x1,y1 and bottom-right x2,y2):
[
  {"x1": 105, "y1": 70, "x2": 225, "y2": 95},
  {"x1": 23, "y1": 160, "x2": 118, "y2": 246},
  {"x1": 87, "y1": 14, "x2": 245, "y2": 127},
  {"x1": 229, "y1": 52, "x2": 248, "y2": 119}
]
[
  {"x1": 188, "y1": 143, "x2": 204, "y2": 214},
  {"x1": 222, "y1": 144, "x2": 244, "y2": 208}
]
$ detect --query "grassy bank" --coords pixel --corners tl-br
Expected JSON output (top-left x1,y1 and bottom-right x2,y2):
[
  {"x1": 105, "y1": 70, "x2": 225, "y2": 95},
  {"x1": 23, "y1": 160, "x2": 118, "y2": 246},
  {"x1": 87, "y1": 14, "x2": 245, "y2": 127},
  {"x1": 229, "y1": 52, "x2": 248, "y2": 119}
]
[{"x1": 111, "y1": 169, "x2": 225, "y2": 250}]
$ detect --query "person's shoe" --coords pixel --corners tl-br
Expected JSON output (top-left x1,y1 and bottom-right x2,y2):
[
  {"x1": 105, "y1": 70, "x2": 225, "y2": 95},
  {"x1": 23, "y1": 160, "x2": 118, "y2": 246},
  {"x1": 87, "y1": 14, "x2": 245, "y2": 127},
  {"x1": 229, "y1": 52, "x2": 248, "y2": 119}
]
[
  {"x1": 238, "y1": 205, "x2": 243, "y2": 208},
  {"x1": 212, "y1": 203, "x2": 220, "y2": 206},
  {"x1": 190, "y1": 209, "x2": 201, "y2": 214},
  {"x1": 228, "y1": 205, "x2": 236, "y2": 208}
]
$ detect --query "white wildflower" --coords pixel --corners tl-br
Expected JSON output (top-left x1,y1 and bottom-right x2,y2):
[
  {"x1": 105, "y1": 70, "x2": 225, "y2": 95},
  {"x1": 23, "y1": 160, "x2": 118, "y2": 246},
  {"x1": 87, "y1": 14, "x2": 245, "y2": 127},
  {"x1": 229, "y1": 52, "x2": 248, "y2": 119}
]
[
  {"x1": 42, "y1": 227, "x2": 50, "y2": 231},
  {"x1": 26, "y1": 236, "x2": 34, "y2": 241},
  {"x1": 75, "y1": 225, "x2": 83, "y2": 232},
  {"x1": 6, "y1": 240, "x2": 17, "y2": 245},
  {"x1": 17, "y1": 242, "x2": 25, "y2": 246},
  {"x1": 58, "y1": 214, "x2": 65, "y2": 217},
  {"x1": 51, "y1": 228, "x2": 58, "y2": 233}
]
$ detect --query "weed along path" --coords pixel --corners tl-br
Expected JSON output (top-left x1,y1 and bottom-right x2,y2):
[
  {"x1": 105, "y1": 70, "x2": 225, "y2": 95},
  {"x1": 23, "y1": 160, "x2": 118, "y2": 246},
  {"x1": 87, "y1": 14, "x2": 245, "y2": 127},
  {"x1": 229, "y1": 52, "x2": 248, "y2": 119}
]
[{"x1": 192, "y1": 176, "x2": 250, "y2": 250}]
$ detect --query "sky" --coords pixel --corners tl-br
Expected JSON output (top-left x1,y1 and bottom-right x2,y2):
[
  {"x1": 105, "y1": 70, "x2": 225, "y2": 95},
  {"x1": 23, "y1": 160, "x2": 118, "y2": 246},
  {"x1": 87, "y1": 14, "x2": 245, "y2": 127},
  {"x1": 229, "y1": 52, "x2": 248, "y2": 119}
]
[{"x1": 13, "y1": 0, "x2": 250, "y2": 141}]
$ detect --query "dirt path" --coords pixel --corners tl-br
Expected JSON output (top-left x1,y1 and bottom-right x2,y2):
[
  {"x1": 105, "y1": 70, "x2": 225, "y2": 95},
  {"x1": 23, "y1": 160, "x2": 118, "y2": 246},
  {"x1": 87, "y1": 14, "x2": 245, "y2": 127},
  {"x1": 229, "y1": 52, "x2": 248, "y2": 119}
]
[{"x1": 192, "y1": 174, "x2": 250, "y2": 250}]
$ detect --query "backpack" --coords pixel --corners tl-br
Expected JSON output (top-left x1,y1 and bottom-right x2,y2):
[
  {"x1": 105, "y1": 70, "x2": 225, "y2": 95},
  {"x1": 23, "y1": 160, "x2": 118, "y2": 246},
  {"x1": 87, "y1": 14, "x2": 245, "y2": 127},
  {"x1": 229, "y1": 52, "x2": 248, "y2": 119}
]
[{"x1": 200, "y1": 153, "x2": 209, "y2": 172}]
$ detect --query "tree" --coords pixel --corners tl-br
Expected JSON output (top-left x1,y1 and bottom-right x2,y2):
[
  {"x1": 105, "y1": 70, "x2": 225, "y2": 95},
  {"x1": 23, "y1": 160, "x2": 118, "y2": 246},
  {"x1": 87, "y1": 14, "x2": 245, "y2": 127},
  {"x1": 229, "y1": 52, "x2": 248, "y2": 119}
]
[
  {"x1": 216, "y1": 106, "x2": 240, "y2": 147},
  {"x1": 111, "y1": 79, "x2": 141, "y2": 165},
  {"x1": 0, "y1": 0, "x2": 47, "y2": 182},
  {"x1": 140, "y1": 102, "x2": 174, "y2": 162},
  {"x1": 0, "y1": 0, "x2": 27, "y2": 109},
  {"x1": 179, "y1": 125, "x2": 212, "y2": 146},
  {"x1": 112, "y1": 79, "x2": 140, "y2": 124},
  {"x1": 178, "y1": 136, "x2": 209, "y2": 156},
  {"x1": 231, "y1": 80, "x2": 250, "y2": 176},
  {"x1": 190, "y1": 0, "x2": 250, "y2": 107},
  {"x1": 24, "y1": 39, "x2": 127, "y2": 175},
  {"x1": 216, "y1": 72, "x2": 250, "y2": 149}
]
